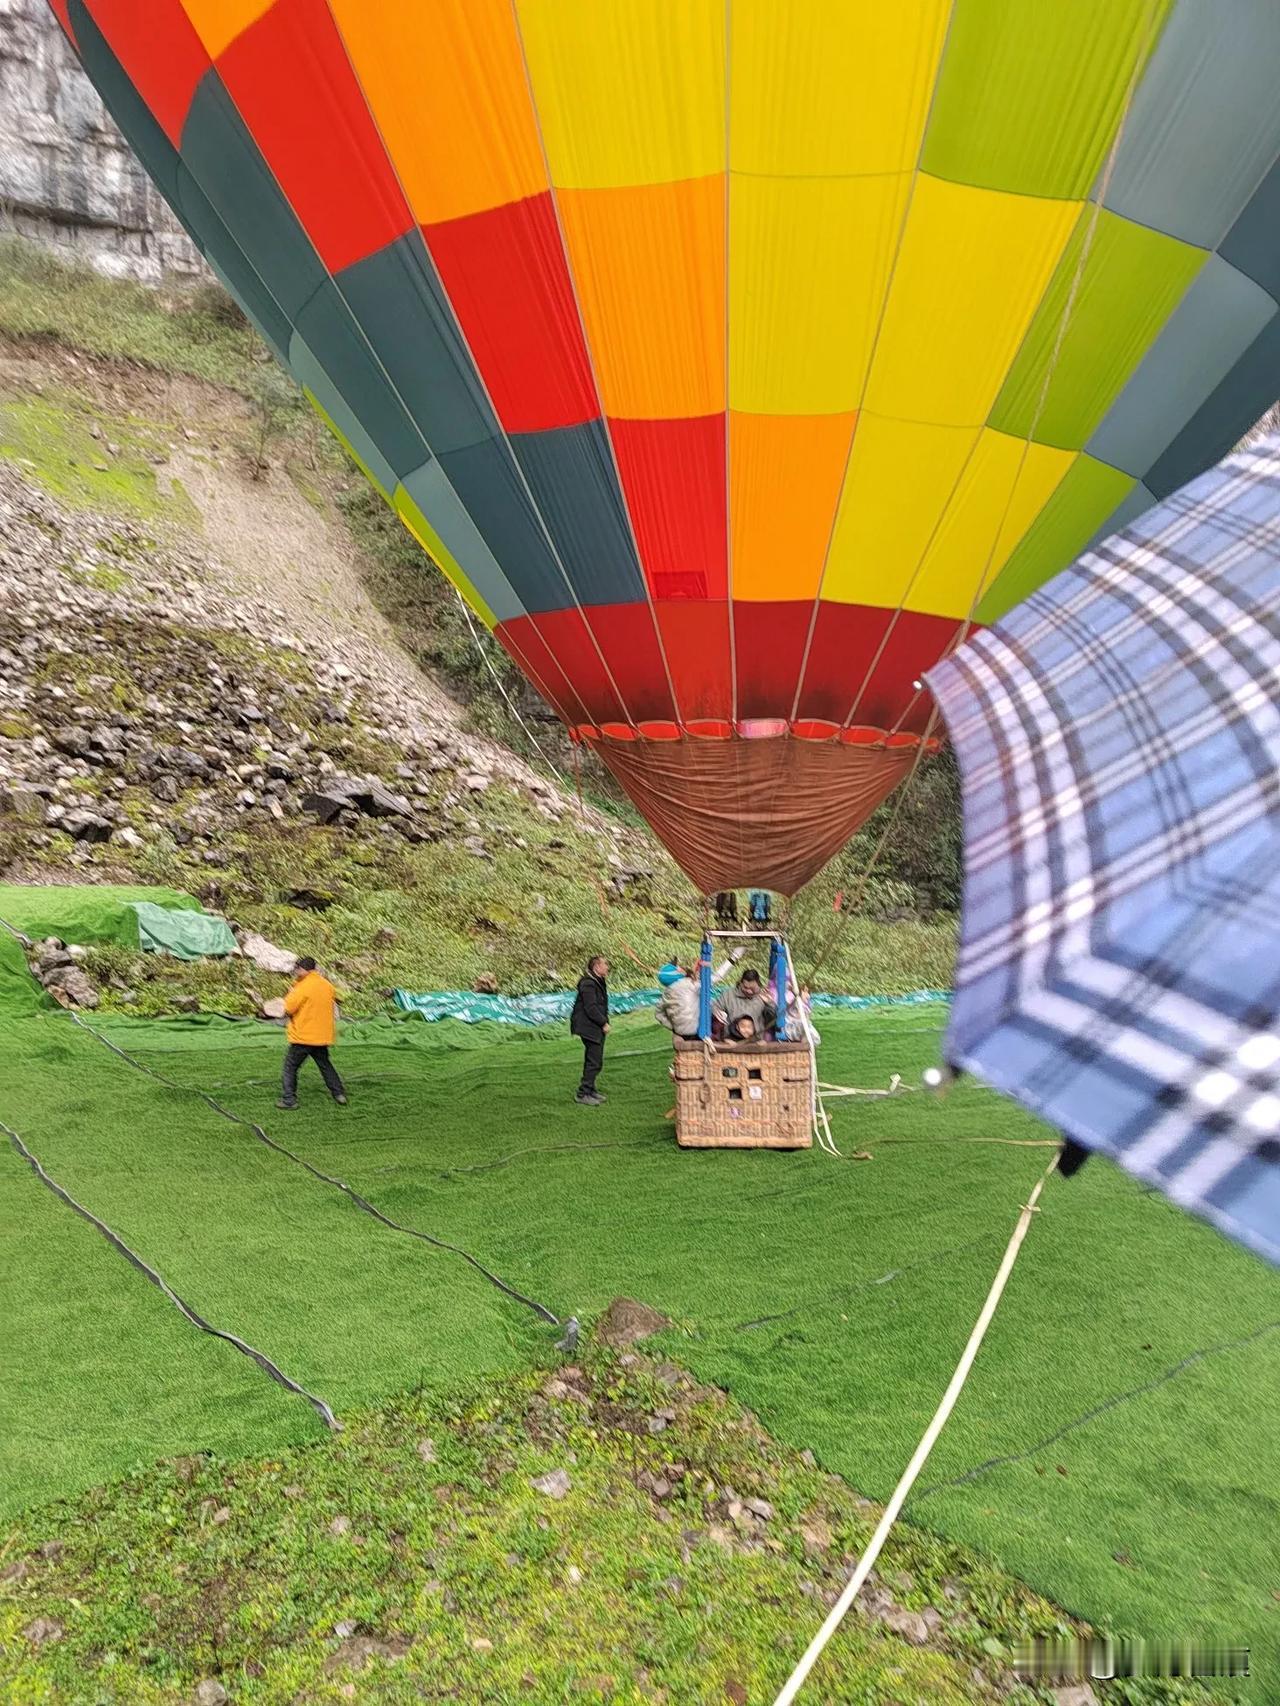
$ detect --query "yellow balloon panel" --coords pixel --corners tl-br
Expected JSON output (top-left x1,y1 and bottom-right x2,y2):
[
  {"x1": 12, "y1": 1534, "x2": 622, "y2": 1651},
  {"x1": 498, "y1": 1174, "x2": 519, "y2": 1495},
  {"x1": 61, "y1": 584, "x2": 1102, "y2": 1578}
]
[
  {"x1": 824, "y1": 415, "x2": 980, "y2": 610},
  {"x1": 514, "y1": 0, "x2": 725, "y2": 190},
  {"x1": 729, "y1": 0, "x2": 949, "y2": 178},
  {"x1": 865, "y1": 175, "x2": 1079, "y2": 427},
  {"x1": 904, "y1": 432, "x2": 1076, "y2": 618},
  {"x1": 728, "y1": 172, "x2": 910, "y2": 416}
]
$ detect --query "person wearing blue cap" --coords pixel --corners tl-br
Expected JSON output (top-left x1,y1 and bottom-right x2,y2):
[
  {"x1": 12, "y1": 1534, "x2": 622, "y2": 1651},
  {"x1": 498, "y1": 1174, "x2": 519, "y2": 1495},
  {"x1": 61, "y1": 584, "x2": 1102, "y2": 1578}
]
[{"x1": 655, "y1": 960, "x2": 700, "y2": 1041}]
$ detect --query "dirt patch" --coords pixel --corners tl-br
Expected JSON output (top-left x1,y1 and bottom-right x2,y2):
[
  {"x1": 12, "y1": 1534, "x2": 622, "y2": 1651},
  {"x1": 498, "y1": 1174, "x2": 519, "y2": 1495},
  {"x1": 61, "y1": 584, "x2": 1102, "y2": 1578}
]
[
  {"x1": 163, "y1": 447, "x2": 460, "y2": 728},
  {"x1": 0, "y1": 333, "x2": 246, "y2": 433}
]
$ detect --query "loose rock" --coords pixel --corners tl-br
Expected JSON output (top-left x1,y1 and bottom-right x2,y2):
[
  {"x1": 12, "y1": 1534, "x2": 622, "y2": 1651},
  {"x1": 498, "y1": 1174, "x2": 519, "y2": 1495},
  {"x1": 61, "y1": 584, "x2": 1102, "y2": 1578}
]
[
  {"x1": 23, "y1": 1617, "x2": 64, "y2": 1644},
  {"x1": 62, "y1": 808, "x2": 112, "y2": 842},
  {"x1": 238, "y1": 932, "x2": 297, "y2": 975},
  {"x1": 324, "y1": 1634, "x2": 412, "y2": 1672},
  {"x1": 530, "y1": 1468, "x2": 572, "y2": 1500},
  {"x1": 42, "y1": 965, "x2": 101, "y2": 1009}
]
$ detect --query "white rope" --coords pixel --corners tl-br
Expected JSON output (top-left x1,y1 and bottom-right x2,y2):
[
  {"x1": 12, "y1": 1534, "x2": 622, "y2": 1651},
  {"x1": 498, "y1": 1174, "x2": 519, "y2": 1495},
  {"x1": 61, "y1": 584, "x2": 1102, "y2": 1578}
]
[
  {"x1": 452, "y1": 588, "x2": 569, "y2": 787},
  {"x1": 816, "y1": 1073, "x2": 907, "y2": 1100},
  {"x1": 771, "y1": 1151, "x2": 1060, "y2": 1706},
  {"x1": 814, "y1": 1078, "x2": 840, "y2": 1157},
  {"x1": 777, "y1": 958, "x2": 840, "y2": 1156}
]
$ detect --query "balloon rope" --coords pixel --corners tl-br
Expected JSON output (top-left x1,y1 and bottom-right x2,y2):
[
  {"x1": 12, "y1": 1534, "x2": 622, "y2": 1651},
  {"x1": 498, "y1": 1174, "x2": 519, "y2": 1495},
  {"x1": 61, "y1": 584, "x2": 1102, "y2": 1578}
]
[
  {"x1": 888, "y1": 0, "x2": 1166, "y2": 736},
  {"x1": 771, "y1": 1150, "x2": 1059, "y2": 1706},
  {"x1": 572, "y1": 740, "x2": 588, "y2": 826},
  {"x1": 805, "y1": 0, "x2": 1162, "y2": 978},
  {"x1": 452, "y1": 589, "x2": 569, "y2": 787},
  {"x1": 801, "y1": 706, "x2": 942, "y2": 986}
]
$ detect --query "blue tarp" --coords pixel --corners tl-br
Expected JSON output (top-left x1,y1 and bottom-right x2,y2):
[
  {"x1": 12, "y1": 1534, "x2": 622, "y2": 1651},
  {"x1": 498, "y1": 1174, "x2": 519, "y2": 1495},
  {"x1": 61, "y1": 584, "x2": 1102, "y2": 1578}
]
[{"x1": 392, "y1": 986, "x2": 950, "y2": 1028}]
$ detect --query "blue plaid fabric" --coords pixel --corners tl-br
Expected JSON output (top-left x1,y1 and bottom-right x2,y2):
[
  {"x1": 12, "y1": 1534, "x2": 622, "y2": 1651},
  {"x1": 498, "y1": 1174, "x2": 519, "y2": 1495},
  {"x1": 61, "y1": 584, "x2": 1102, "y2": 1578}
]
[{"x1": 926, "y1": 436, "x2": 1280, "y2": 1267}]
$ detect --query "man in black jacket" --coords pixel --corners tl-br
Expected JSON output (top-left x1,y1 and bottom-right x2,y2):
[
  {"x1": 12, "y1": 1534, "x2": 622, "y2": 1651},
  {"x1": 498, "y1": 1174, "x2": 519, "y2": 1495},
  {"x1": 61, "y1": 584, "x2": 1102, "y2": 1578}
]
[{"x1": 570, "y1": 955, "x2": 610, "y2": 1105}]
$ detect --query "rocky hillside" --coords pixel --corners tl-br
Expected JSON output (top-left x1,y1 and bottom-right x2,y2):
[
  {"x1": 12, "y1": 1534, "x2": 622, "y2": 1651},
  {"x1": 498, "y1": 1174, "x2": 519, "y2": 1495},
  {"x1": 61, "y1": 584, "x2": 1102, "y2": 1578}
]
[{"x1": 0, "y1": 452, "x2": 704, "y2": 1010}]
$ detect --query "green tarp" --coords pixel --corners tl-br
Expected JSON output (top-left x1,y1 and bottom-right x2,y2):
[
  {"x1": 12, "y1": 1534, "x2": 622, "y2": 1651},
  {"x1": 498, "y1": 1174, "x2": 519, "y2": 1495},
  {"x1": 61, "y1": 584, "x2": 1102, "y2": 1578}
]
[
  {"x1": 133, "y1": 902, "x2": 236, "y2": 961},
  {"x1": 0, "y1": 884, "x2": 201, "y2": 949}
]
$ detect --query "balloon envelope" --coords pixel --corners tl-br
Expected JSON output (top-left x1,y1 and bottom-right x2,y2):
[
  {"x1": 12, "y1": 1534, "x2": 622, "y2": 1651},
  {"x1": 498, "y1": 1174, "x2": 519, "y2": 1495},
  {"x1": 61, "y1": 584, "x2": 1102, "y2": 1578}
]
[{"x1": 53, "y1": 0, "x2": 1280, "y2": 891}]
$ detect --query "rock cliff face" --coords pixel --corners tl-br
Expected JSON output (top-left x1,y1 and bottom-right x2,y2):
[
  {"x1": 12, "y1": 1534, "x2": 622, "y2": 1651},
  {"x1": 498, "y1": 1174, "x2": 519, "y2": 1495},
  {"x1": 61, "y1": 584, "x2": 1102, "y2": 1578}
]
[{"x1": 0, "y1": 0, "x2": 205, "y2": 282}]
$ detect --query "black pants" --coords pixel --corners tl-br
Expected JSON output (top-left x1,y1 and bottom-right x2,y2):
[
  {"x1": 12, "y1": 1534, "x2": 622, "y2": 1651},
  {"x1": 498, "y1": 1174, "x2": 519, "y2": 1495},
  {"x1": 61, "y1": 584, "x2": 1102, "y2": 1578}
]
[
  {"x1": 281, "y1": 1043, "x2": 346, "y2": 1103},
  {"x1": 579, "y1": 1036, "x2": 604, "y2": 1093}
]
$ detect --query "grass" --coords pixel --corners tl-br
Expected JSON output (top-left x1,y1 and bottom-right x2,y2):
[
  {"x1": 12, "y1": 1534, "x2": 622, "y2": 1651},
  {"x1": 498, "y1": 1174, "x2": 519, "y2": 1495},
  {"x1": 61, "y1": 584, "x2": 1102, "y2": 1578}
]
[
  {"x1": 0, "y1": 240, "x2": 256, "y2": 390},
  {"x1": 67, "y1": 799, "x2": 958, "y2": 1010},
  {"x1": 2, "y1": 1005, "x2": 1276, "y2": 1701}
]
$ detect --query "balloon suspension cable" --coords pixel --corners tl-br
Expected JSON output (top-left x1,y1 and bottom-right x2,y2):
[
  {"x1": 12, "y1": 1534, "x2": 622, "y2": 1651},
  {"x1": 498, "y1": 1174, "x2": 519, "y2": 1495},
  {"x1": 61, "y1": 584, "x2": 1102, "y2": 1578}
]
[
  {"x1": 889, "y1": 0, "x2": 1163, "y2": 736},
  {"x1": 803, "y1": 0, "x2": 1164, "y2": 997},
  {"x1": 802, "y1": 710, "x2": 942, "y2": 988},
  {"x1": 571, "y1": 739, "x2": 588, "y2": 826},
  {"x1": 452, "y1": 588, "x2": 569, "y2": 789},
  {"x1": 771, "y1": 1150, "x2": 1060, "y2": 1706},
  {"x1": 789, "y1": 957, "x2": 838, "y2": 1156}
]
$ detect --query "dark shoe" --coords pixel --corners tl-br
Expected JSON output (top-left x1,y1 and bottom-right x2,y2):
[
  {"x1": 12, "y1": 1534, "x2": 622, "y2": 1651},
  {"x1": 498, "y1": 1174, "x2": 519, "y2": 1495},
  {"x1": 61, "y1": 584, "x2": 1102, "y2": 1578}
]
[
  {"x1": 575, "y1": 1090, "x2": 604, "y2": 1105},
  {"x1": 276, "y1": 1098, "x2": 297, "y2": 1110},
  {"x1": 333, "y1": 1093, "x2": 348, "y2": 1105}
]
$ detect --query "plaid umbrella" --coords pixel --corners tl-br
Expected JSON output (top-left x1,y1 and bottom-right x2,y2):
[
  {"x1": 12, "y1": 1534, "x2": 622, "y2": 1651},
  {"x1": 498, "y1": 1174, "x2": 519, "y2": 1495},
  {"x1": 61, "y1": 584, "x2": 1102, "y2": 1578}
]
[{"x1": 926, "y1": 436, "x2": 1280, "y2": 1267}]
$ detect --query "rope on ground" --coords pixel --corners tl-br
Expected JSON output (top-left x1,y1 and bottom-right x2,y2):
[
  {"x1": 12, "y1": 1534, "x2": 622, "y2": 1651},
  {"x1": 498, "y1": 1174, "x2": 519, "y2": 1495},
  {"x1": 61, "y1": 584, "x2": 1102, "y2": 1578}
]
[
  {"x1": 1, "y1": 1114, "x2": 340, "y2": 1432},
  {"x1": 861, "y1": 1136, "x2": 1059, "y2": 1150},
  {"x1": 771, "y1": 1150, "x2": 1060, "y2": 1706},
  {"x1": 910, "y1": 1314, "x2": 1280, "y2": 1506},
  {"x1": 66, "y1": 1012, "x2": 563, "y2": 1329},
  {"x1": 735, "y1": 1231, "x2": 1004, "y2": 1333},
  {"x1": 815, "y1": 1073, "x2": 908, "y2": 1100}
]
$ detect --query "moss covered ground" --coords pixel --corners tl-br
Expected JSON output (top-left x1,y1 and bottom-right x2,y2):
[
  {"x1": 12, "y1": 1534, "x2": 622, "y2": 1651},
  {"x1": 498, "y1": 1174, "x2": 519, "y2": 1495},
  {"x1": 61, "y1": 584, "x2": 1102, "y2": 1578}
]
[
  {"x1": 0, "y1": 1351, "x2": 1150, "y2": 1706},
  {"x1": 2, "y1": 1004, "x2": 1275, "y2": 1701}
]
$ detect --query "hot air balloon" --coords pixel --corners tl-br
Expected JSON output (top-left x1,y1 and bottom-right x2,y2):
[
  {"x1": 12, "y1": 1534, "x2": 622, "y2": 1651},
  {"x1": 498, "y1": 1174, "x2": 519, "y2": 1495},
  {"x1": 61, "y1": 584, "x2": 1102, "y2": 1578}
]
[{"x1": 50, "y1": 0, "x2": 1280, "y2": 896}]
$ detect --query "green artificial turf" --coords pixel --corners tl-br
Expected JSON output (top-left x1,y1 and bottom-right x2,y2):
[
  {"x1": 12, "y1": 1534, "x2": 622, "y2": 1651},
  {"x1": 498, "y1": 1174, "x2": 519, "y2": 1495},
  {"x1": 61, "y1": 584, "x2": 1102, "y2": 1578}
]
[{"x1": 3, "y1": 1006, "x2": 1277, "y2": 1697}]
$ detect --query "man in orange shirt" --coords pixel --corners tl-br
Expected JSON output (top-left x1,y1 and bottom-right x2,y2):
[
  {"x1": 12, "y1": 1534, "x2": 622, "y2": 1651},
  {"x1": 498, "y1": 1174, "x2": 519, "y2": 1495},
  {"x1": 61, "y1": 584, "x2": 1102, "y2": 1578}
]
[{"x1": 277, "y1": 956, "x2": 348, "y2": 1109}]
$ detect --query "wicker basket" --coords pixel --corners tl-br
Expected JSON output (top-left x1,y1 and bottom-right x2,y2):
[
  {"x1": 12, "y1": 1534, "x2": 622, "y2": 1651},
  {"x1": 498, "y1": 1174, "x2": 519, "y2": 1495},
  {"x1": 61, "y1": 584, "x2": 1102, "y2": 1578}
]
[{"x1": 672, "y1": 1037, "x2": 813, "y2": 1149}]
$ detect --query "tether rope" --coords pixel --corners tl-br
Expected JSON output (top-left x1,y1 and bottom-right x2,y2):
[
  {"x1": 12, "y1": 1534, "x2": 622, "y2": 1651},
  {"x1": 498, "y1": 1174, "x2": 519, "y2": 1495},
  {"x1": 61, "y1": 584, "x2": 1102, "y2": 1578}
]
[
  {"x1": 771, "y1": 1150, "x2": 1059, "y2": 1706},
  {"x1": 2, "y1": 1115, "x2": 339, "y2": 1432}
]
